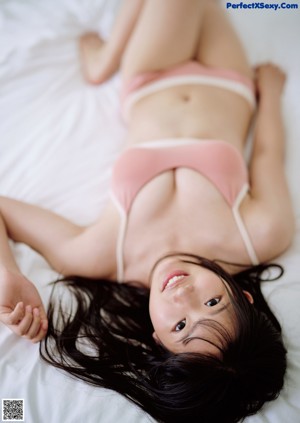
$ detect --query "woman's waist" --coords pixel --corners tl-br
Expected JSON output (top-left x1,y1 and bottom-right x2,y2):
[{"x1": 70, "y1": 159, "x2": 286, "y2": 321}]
[
  {"x1": 126, "y1": 86, "x2": 252, "y2": 147},
  {"x1": 121, "y1": 62, "x2": 256, "y2": 123}
]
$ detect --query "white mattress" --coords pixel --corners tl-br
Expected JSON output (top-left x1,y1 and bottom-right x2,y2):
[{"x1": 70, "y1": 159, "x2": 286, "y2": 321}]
[{"x1": 0, "y1": 1, "x2": 299, "y2": 422}]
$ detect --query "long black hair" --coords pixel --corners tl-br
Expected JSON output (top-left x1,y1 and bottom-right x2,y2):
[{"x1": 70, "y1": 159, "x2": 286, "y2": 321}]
[{"x1": 40, "y1": 255, "x2": 286, "y2": 423}]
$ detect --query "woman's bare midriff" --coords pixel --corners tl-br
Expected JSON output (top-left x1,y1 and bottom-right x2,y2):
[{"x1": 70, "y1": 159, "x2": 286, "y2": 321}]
[
  {"x1": 125, "y1": 84, "x2": 254, "y2": 151},
  {"x1": 105, "y1": 84, "x2": 257, "y2": 283}
]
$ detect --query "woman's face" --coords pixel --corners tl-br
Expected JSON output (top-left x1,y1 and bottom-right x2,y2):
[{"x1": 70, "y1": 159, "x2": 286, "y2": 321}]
[{"x1": 149, "y1": 256, "x2": 253, "y2": 355}]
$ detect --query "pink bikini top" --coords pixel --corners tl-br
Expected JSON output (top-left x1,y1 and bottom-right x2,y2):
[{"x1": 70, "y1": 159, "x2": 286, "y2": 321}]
[{"x1": 110, "y1": 139, "x2": 259, "y2": 282}]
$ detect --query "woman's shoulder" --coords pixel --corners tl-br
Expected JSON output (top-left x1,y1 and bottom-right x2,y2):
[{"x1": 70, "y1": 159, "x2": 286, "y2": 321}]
[
  {"x1": 244, "y1": 199, "x2": 295, "y2": 262},
  {"x1": 69, "y1": 201, "x2": 120, "y2": 280}
]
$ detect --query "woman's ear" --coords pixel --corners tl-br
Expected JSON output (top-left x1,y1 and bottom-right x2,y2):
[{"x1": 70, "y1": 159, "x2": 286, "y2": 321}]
[
  {"x1": 243, "y1": 290, "x2": 254, "y2": 304},
  {"x1": 152, "y1": 332, "x2": 160, "y2": 343}
]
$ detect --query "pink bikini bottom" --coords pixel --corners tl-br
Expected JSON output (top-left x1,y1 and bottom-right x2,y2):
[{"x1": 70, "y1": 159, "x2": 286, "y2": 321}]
[{"x1": 121, "y1": 60, "x2": 255, "y2": 121}]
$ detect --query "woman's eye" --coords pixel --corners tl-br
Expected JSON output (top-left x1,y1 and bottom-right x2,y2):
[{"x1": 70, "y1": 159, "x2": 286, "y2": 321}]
[
  {"x1": 205, "y1": 297, "x2": 221, "y2": 307},
  {"x1": 175, "y1": 319, "x2": 186, "y2": 331}
]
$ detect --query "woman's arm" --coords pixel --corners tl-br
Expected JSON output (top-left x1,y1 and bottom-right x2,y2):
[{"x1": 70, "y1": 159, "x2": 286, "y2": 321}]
[
  {"x1": 0, "y1": 195, "x2": 117, "y2": 342},
  {"x1": 248, "y1": 64, "x2": 295, "y2": 257},
  {"x1": 0, "y1": 196, "x2": 117, "y2": 278},
  {"x1": 0, "y1": 214, "x2": 48, "y2": 342},
  {"x1": 80, "y1": 0, "x2": 144, "y2": 84}
]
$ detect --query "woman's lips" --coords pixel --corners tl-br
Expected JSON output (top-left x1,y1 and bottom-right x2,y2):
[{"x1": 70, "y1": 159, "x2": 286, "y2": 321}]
[{"x1": 162, "y1": 271, "x2": 189, "y2": 291}]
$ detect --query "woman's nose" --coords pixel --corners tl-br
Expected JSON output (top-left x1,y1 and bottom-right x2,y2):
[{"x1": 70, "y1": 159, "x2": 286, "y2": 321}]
[{"x1": 172, "y1": 283, "x2": 195, "y2": 303}]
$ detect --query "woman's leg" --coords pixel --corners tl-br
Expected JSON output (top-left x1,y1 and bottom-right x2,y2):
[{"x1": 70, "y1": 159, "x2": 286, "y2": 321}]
[
  {"x1": 121, "y1": 0, "x2": 206, "y2": 80},
  {"x1": 121, "y1": 0, "x2": 252, "y2": 81},
  {"x1": 195, "y1": 1, "x2": 252, "y2": 78}
]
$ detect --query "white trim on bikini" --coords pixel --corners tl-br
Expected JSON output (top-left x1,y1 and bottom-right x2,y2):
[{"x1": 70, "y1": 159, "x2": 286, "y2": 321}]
[
  {"x1": 110, "y1": 192, "x2": 127, "y2": 283},
  {"x1": 123, "y1": 75, "x2": 256, "y2": 121},
  {"x1": 232, "y1": 183, "x2": 260, "y2": 265},
  {"x1": 111, "y1": 182, "x2": 259, "y2": 284}
]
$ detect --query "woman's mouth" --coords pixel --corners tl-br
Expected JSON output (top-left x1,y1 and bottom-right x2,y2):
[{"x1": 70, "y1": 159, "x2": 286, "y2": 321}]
[{"x1": 162, "y1": 271, "x2": 189, "y2": 291}]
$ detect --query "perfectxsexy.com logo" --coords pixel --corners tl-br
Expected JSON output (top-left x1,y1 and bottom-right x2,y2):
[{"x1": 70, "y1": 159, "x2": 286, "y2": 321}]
[{"x1": 226, "y1": 2, "x2": 298, "y2": 10}]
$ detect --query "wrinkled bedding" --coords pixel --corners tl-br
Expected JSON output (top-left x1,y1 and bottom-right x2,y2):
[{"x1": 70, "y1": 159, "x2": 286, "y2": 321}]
[{"x1": 0, "y1": 1, "x2": 299, "y2": 421}]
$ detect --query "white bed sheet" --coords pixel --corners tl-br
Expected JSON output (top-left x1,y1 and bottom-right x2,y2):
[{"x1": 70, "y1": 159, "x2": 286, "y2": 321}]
[{"x1": 0, "y1": 1, "x2": 299, "y2": 422}]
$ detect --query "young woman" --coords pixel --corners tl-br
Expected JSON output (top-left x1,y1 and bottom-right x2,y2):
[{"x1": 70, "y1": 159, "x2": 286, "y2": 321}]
[{"x1": 0, "y1": 0, "x2": 294, "y2": 421}]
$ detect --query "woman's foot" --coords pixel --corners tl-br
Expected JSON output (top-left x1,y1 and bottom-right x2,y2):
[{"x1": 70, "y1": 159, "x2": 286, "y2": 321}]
[{"x1": 79, "y1": 32, "x2": 119, "y2": 85}]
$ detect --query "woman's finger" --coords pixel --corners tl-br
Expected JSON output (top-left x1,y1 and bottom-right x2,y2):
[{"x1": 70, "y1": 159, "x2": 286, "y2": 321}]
[
  {"x1": 0, "y1": 302, "x2": 25, "y2": 326},
  {"x1": 31, "y1": 319, "x2": 48, "y2": 343},
  {"x1": 25, "y1": 308, "x2": 42, "y2": 340},
  {"x1": 15, "y1": 305, "x2": 35, "y2": 336}
]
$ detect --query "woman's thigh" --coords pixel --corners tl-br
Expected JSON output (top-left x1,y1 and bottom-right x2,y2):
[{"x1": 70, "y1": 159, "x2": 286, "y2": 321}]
[
  {"x1": 122, "y1": 0, "x2": 252, "y2": 80},
  {"x1": 196, "y1": 2, "x2": 253, "y2": 78},
  {"x1": 121, "y1": 0, "x2": 205, "y2": 80}
]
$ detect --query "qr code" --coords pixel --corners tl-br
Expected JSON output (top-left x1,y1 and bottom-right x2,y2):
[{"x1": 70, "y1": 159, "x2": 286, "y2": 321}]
[{"x1": 2, "y1": 399, "x2": 24, "y2": 421}]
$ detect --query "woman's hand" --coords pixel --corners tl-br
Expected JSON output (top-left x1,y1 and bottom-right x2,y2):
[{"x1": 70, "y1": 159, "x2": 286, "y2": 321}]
[
  {"x1": 255, "y1": 63, "x2": 286, "y2": 99},
  {"x1": 0, "y1": 268, "x2": 48, "y2": 343}
]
